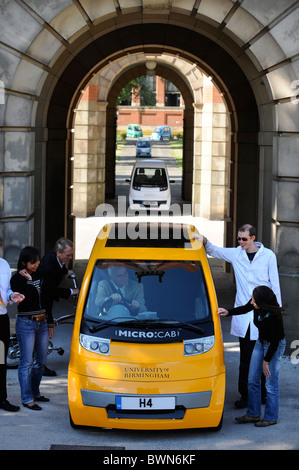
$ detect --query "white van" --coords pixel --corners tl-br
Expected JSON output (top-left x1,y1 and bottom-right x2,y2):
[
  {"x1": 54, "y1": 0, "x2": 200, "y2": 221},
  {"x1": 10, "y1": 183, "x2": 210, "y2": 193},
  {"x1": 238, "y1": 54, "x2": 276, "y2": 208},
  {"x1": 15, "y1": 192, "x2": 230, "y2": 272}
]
[
  {"x1": 126, "y1": 159, "x2": 174, "y2": 210},
  {"x1": 136, "y1": 137, "x2": 151, "y2": 157}
]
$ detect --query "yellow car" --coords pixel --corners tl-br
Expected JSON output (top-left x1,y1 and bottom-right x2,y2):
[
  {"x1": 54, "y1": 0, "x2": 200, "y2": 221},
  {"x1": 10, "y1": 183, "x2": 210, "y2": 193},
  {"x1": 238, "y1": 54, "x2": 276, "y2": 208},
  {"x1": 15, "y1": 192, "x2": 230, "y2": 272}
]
[{"x1": 68, "y1": 222, "x2": 225, "y2": 430}]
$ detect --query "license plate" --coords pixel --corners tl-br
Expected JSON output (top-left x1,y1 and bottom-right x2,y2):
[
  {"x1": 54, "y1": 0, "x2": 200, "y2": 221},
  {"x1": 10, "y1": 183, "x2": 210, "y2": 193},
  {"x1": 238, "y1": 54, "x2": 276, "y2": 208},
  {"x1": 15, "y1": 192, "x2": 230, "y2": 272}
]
[
  {"x1": 143, "y1": 201, "x2": 158, "y2": 206},
  {"x1": 116, "y1": 396, "x2": 175, "y2": 410}
]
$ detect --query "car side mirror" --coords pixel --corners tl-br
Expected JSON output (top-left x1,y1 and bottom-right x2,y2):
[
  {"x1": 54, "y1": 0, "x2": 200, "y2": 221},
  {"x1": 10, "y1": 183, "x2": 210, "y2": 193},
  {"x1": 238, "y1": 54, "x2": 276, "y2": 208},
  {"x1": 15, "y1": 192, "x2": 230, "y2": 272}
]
[{"x1": 125, "y1": 179, "x2": 131, "y2": 183}]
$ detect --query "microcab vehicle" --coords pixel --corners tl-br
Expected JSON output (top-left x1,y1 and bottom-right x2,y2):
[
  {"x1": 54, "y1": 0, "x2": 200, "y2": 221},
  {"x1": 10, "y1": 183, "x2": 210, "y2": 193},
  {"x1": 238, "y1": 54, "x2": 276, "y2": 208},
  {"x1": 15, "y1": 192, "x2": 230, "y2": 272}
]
[
  {"x1": 136, "y1": 137, "x2": 151, "y2": 157},
  {"x1": 150, "y1": 126, "x2": 171, "y2": 141},
  {"x1": 68, "y1": 222, "x2": 225, "y2": 430},
  {"x1": 126, "y1": 159, "x2": 173, "y2": 211},
  {"x1": 126, "y1": 124, "x2": 143, "y2": 138}
]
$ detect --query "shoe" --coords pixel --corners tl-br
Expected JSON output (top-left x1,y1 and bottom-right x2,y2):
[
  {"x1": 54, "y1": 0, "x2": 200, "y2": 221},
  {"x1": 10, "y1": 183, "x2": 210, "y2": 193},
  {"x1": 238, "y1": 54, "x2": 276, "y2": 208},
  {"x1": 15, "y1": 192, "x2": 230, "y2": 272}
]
[
  {"x1": 235, "y1": 414, "x2": 260, "y2": 424},
  {"x1": 43, "y1": 366, "x2": 57, "y2": 377},
  {"x1": 234, "y1": 398, "x2": 247, "y2": 409},
  {"x1": 34, "y1": 396, "x2": 50, "y2": 402},
  {"x1": 255, "y1": 419, "x2": 277, "y2": 427},
  {"x1": 0, "y1": 400, "x2": 20, "y2": 412},
  {"x1": 23, "y1": 402, "x2": 42, "y2": 411}
]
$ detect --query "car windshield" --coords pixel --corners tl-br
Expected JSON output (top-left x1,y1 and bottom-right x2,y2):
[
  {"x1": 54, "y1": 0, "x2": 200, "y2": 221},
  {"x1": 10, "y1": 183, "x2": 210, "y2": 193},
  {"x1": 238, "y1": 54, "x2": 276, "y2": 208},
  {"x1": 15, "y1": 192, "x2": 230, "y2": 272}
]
[
  {"x1": 137, "y1": 141, "x2": 150, "y2": 148},
  {"x1": 133, "y1": 167, "x2": 167, "y2": 186},
  {"x1": 153, "y1": 127, "x2": 161, "y2": 133},
  {"x1": 83, "y1": 260, "x2": 211, "y2": 325},
  {"x1": 134, "y1": 126, "x2": 141, "y2": 131}
]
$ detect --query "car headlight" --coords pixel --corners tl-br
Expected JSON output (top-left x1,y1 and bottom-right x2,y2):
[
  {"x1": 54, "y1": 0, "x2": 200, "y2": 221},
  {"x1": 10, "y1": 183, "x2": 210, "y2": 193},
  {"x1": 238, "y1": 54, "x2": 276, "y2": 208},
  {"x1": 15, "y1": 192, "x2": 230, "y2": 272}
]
[
  {"x1": 184, "y1": 336, "x2": 215, "y2": 356},
  {"x1": 79, "y1": 334, "x2": 110, "y2": 355}
]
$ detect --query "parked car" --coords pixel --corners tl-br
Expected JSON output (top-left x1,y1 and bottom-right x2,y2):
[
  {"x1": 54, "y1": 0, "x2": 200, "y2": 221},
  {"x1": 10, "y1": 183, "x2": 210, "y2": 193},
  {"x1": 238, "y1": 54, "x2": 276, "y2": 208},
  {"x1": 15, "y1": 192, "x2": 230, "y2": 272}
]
[
  {"x1": 126, "y1": 124, "x2": 143, "y2": 138},
  {"x1": 68, "y1": 222, "x2": 225, "y2": 431},
  {"x1": 150, "y1": 126, "x2": 171, "y2": 141},
  {"x1": 126, "y1": 159, "x2": 174, "y2": 210},
  {"x1": 136, "y1": 137, "x2": 151, "y2": 157}
]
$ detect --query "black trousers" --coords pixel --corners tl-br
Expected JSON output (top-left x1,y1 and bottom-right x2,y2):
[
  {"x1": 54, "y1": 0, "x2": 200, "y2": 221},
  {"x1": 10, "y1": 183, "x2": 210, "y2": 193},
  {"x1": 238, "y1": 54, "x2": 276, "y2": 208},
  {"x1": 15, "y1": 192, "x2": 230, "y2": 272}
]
[
  {"x1": 238, "y1": 327, "x2": 266, "y2": 400},
  {"x1": 0, "y1": 314, "x2": 10, "y2": 403}
]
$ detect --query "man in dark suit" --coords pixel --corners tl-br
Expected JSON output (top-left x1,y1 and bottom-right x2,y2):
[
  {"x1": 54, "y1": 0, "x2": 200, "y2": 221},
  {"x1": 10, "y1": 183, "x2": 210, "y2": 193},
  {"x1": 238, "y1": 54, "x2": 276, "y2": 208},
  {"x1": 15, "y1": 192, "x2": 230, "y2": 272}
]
[{"x1": 40, "y1": 238, "x2": 79, "y2": 375}]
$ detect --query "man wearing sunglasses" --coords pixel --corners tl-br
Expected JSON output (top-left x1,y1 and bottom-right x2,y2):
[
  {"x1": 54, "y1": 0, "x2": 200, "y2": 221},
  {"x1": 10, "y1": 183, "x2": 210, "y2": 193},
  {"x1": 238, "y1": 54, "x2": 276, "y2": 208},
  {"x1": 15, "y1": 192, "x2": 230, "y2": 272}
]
[{"x1": 202, "y1": 224, "x2": 281, "y2": 409}]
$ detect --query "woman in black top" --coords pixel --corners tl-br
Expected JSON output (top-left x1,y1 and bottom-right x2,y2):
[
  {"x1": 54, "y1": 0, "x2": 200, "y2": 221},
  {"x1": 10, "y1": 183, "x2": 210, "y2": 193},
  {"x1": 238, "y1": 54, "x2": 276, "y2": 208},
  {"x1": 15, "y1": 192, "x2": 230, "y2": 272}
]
[
  {"x1": 218, "y1": 285, "x2": 285, "y2": 427},
  {"x1": 11, "y1": 247, "x2": 53, "y2": 410}
]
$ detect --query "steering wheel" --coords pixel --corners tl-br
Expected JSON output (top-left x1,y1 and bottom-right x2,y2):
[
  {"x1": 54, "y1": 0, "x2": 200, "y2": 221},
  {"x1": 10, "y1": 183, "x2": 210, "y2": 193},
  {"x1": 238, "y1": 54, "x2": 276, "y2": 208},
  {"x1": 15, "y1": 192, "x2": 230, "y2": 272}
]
[{"x1": 101, "y1": 296, "x2": 135, "y2": 315}]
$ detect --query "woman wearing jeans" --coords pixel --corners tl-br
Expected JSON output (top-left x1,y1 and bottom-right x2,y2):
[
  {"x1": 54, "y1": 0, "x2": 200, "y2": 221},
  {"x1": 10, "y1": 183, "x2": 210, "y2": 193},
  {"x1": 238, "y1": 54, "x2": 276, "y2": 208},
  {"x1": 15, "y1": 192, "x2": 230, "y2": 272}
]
[
  {"x1": 11, "y1": 247, "x2": 54, "y2": 411},
  {"x1": 218, "y1": 285, "x2": 285, "y2": 427}
]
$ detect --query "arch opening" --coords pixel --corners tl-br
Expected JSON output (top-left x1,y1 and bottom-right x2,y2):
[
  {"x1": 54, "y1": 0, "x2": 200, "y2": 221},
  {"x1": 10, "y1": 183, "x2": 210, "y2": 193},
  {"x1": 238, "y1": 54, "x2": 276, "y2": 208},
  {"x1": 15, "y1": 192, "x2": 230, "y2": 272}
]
[
  {"x1": 40, "y1": 23, "x2": 258, "y2": 253},
  {"x1": 70, "y1": 50, "x2": 233, "y2": 228}
]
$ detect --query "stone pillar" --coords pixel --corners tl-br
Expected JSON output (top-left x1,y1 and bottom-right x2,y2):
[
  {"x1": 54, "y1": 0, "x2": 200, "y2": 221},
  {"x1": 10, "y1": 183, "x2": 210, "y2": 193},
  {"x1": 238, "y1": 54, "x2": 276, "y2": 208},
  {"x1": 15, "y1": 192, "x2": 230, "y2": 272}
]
[
  {"x1": 182, "y1": 107, "x2": 194, "y2": 201},
  {"x1": 0, "y1": 128, "x2": 35, "y2": 265},
  {"x1": 34, "y1": 126, "x2": 47, "y2": 255},
  {"x1": 192, "y1": 103, "x2": 203, "y2": 215},
  {"x1": 72, "y1": 86, "x2": 106, "y2": 217},
  {"x1": 272, "y1": 135, "x2": 299, "y2": 354},
  {"x1": 156, "y1": 76, "x2": 165, "y2": 107},
  {"x1": 193, "y1": 78, "x2": 229, "y2": 220}
]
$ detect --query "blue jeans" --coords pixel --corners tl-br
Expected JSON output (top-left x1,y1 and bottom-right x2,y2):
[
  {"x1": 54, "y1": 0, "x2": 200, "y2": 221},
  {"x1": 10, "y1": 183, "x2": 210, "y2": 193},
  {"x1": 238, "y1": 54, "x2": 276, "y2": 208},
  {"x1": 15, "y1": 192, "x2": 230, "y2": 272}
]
[
  {"x1": 247, "y1": 338, "x2": 286, "y2": 421},
  {"x1": 16, "y1": 317, "x2": 49, "y2": 404}
]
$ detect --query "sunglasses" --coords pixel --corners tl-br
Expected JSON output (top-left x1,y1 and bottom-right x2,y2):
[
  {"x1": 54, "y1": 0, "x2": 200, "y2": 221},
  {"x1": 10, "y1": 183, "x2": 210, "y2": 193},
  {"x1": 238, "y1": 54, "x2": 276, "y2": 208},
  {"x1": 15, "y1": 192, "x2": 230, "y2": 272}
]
[{"x1": 237, "y1": 236, "x2": 254, "y2": 242}]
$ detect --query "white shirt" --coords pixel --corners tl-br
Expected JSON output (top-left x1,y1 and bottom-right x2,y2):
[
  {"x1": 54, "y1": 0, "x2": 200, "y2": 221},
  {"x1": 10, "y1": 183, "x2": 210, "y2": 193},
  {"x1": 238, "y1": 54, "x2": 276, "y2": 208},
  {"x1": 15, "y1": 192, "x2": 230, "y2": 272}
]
[
  {"x1": 205, "y1": 240, "x2": 281, "y2": 340},
  {"x1": 0, "y1": 258, "x2": 13, "y2": 315}
]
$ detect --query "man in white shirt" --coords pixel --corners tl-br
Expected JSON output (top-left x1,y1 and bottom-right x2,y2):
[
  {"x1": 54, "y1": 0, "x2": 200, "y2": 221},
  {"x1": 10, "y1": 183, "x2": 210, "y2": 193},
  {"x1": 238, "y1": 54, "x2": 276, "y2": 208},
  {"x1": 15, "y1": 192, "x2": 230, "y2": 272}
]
[
  {"x1": 203, "y1": 224, "x2": 281, "y2": 409},
  {"x1": 0, "y1": 239, "x2": 25, "y2": 412}
]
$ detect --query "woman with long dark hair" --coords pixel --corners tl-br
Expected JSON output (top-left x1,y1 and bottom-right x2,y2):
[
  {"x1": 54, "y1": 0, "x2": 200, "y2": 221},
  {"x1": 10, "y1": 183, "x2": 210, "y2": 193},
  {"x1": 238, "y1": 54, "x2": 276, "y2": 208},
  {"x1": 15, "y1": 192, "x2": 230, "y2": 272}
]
[
  {"x1": 218, "y1": 285, "x2": 285, "y2": 427},
  {"x1": 11, "y1": 246, "x2": 54, "y2": 410}
]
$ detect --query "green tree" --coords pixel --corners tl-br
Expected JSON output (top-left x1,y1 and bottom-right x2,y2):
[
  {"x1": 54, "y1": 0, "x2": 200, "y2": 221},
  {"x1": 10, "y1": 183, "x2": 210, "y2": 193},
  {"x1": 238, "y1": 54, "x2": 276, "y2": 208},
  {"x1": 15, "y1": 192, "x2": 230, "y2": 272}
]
[{"x1": 117, "y1": 76, "x2": 156, "y2": 106}]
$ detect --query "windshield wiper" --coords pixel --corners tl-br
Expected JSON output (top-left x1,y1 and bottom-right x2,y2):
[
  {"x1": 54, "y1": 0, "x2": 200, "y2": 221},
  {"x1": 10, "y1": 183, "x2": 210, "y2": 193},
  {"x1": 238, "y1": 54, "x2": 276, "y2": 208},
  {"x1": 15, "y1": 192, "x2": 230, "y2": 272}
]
[
  {"x1": 121, "y1": 318, "x2": 205, "y2": 334},
  {"x1": 160, "y1": 319, "x2": 205, "y2": 335},
  {"x1": 89, "y1": 316, "x2": 137, "y2": 333},
  {"x1": 89, "y1": 320, "x2": 117, "y2": 333},
  {"x1": 89, "y1": 318, "x2": 204, "y2": 335}
]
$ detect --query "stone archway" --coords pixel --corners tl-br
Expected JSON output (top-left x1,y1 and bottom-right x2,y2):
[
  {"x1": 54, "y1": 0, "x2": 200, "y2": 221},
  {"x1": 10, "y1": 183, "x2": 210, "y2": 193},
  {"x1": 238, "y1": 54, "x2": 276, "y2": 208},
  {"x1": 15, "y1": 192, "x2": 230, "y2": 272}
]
[
  {"x1": 69, "y1": 54, "x2": 197, "y2": 218},
  {"x1": 72, "y1": 51, "x2": 231, "y2": 220},
  {"x1": 45, "y1": 24, "x2": 257, "y2": 249}
]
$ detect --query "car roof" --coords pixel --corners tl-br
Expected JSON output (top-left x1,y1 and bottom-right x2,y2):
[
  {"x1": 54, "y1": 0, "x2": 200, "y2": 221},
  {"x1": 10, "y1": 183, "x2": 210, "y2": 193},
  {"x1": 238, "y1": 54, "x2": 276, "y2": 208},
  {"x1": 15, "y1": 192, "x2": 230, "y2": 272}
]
[
  {"x1": 96, "y1": 222, "x2": 203, "y2": 252},
  {"x1": 84, "y1": 222, "x2": 210, "y2": 276},
  {"x1": 137, "y1": 136, "x2": 150, "y2": 140}
]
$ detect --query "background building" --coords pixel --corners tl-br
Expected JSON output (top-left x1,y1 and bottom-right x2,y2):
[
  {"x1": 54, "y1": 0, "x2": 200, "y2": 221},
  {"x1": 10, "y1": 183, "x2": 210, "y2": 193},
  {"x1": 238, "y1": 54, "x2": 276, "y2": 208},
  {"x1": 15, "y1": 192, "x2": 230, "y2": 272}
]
[{"x1": 117, "y1": 76, "x2": 185, "y2": 131}]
